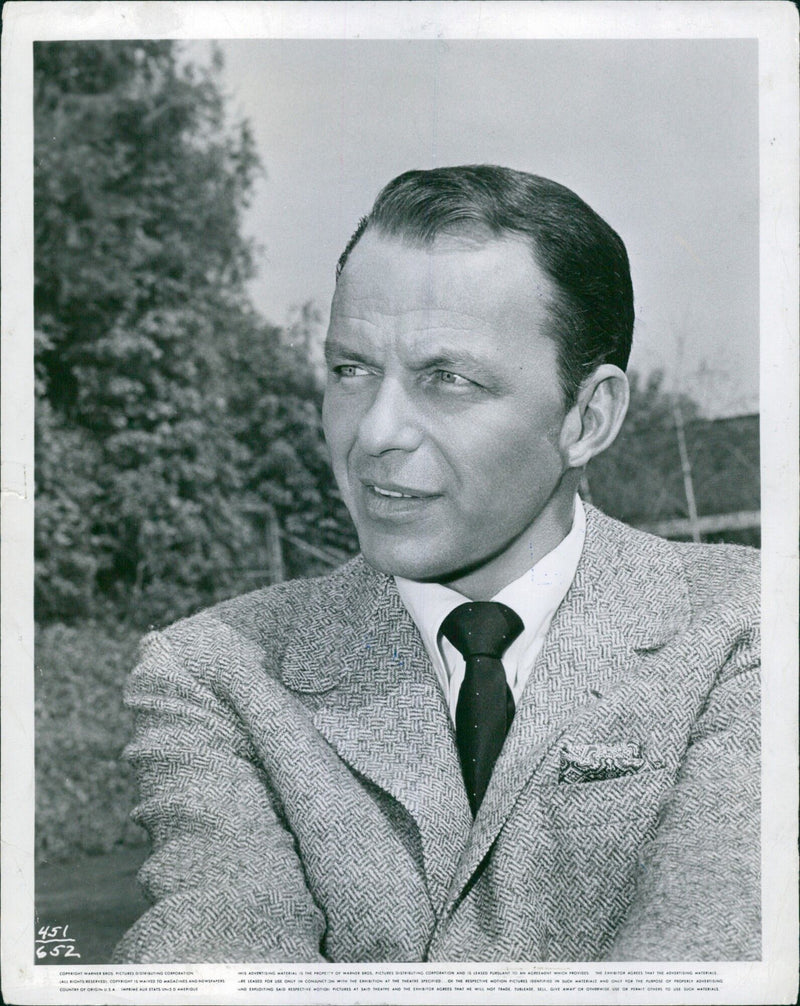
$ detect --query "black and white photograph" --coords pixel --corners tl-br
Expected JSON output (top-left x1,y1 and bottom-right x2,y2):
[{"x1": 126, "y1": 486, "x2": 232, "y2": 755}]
[{"x1": 2, "y1": 2, "x2": 797, "y2": 1003}]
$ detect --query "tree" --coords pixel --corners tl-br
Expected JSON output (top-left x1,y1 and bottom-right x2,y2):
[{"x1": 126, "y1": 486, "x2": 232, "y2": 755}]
[
  {"x1": 222, "y1": 315, "x2": 358, "y2": 577},
  {"x1": 34, "y1": 41, "x2": 354, "y2": 625},
  {"x1": 586, "y1": 369, "x2": 702, "y2": 527}
]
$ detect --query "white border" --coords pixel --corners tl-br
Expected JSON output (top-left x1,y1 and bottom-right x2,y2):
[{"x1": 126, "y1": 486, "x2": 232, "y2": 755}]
[{"x1": 2, "y1": 3, "x2": 797, "y2": 1004}]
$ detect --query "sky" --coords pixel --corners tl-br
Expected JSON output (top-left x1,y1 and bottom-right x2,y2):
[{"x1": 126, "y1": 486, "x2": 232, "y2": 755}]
[{"x1": 211, "y1": 38, "x2": 759, "y2": 417}]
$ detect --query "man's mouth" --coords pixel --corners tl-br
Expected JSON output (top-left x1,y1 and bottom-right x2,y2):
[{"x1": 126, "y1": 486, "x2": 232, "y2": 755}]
[
  {"x1": 369, "y1": 485, "x2": 419, "y2": 499},
  {"x1": 361, "y1": 481, "x2": 437, "y2": 501}
]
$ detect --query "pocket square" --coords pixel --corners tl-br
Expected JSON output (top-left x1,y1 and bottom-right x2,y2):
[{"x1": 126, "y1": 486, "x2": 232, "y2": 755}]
[{"x1": 559, "y1": 741, "x2": 644, "y2": 783}]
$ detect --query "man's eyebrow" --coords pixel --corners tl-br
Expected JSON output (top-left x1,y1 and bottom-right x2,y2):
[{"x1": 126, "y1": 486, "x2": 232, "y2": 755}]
[
  {"x1": 324, "y1": 339, "x2": 374, "y2": 364},
  {"x1": 417, "y1": 347, "x2": 489, "y2": 367},
  {"x1": 409, "y1": 346, "x2": 500, "y2": 378}
]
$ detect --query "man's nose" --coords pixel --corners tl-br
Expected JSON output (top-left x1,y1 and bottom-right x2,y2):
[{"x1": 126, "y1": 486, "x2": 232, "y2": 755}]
[{"x1": 356, "y1": 377, "x2": 423, "y2": 456}]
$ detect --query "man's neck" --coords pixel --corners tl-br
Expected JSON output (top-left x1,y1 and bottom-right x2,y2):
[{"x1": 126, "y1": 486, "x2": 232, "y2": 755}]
[{"x1": 439, "y1": 492, "x2": 579, "y2": 600}]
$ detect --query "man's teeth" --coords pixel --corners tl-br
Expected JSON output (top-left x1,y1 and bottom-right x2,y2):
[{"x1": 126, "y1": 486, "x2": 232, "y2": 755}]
[{"x1": 372, "y1": 486, "x2": 415, "y2": 498}]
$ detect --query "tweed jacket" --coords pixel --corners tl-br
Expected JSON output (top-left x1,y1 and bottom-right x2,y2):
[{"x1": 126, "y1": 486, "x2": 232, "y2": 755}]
[{"x1": 113, "y1": 506, "x2": 760, "y2": 964}]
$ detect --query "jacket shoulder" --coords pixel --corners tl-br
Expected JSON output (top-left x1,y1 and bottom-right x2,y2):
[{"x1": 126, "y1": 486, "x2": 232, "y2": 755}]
[
  {"x1": 667, "y1": 537, "x2": 759, "y2": 618},
  {"x1": 146, "y1": 556, "x2": 377, "y2": 679},
  {"x1": 585, "y1": 505, "x2": 759, "y2": 619}
]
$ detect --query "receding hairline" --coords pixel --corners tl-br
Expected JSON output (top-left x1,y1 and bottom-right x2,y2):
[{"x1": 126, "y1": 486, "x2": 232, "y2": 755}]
[
  {"x1": 336, "y1": 222, "x2": 556, "y2": 285},
  {"x1": 333, "y1": 227, "x2": 563, "y2": 306}
]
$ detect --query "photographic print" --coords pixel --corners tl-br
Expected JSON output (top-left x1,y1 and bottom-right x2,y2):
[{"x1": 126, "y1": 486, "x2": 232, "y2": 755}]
[{"x1": 2, "y1": 3, "x2": 797, "y2": 1004}]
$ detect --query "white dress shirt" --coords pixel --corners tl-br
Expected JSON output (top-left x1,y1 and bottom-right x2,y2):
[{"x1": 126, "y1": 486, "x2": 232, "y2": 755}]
[{"x1": 395, "y1": 497, "x2": 586, "y2": 723}]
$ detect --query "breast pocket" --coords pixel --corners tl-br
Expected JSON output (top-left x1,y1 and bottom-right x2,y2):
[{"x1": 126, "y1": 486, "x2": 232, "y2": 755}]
[
  {"x1": 517, "y1": 768, "x2": 672, "y2": 959},
  {"x1": 544, "y1": 766, "x2": 670, "y2": 833}
]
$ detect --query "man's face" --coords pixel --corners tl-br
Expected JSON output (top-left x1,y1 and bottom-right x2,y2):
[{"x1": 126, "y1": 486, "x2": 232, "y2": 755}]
[{"x1": 322, "y1": 231, "x2": 574, "y2": 598}]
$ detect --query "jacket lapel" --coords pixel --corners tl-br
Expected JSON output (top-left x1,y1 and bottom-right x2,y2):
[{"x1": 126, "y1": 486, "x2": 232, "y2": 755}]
[
  {"x1": 444, "y1": 507, "x2": 691, "y2": 906},
  {"x1": 281, "y1": 559, "x2": 472, "y2": 913}
]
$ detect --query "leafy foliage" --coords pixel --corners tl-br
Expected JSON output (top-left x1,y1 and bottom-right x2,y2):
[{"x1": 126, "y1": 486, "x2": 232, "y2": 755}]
[{"x1": 34, "y1": 41, "x2": 356, "y2": 626}]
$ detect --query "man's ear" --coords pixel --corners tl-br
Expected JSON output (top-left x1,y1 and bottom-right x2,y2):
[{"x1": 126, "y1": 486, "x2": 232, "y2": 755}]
[{"x1": 559, "y1": 365, "x2": 630, "y2": 470}]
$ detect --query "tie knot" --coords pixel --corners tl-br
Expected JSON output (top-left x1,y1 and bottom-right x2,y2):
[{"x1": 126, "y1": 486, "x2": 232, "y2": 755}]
[{"x1": 440, "y1": 601, "x2": 524, "y2": 660}]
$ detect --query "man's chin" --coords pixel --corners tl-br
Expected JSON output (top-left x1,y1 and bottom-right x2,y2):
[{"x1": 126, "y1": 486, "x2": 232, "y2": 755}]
[
  {"x1": 358, "y1": 542, "x2": 453, "y2": 584},
  {"x1": 357, "y1": 537, "x2": 494, "y2": 587},
  {"x1": 356, "y1": 533, "x2": 533, "y2": 598}
]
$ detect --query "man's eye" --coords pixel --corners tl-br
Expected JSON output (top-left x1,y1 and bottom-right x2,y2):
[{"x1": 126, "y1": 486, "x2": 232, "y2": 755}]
[
  {"x1": 333, "y1": 364, "x2": 369, "y2": 378},
  {"x1": 436, "y1": 370, "x2": 471, "y2": 387}
]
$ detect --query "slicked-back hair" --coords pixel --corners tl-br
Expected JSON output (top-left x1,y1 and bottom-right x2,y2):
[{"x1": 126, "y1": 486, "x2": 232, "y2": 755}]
[{"x1": 335, "y1": 165, "x2": 634, "y2": 404}]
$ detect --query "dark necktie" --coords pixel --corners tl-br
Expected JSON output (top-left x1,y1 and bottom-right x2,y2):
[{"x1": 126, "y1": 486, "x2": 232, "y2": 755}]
[{"x1": 440, "y1": 601, "x2": 524, "y2": 815}]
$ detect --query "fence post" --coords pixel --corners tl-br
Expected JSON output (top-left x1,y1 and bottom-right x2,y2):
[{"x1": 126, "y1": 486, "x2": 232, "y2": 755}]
[
  {"x1": 672, "y1": 403, "x2": 701, "y2": 543},
  {"x1": 264, "y1": 504, "x2": 285, "y2": 584}
]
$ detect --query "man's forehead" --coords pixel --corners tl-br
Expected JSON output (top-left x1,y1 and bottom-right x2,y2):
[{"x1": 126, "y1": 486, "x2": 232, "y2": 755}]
[
  {"x1": 327, "y1": 238, "x2": 563, "y2": 376},
  {"x1": 333, "y1": 230, "x2": 555, "y2": 320},
  {"x1": 341, "y1": 228, "x2": 533, "y2": 271}
]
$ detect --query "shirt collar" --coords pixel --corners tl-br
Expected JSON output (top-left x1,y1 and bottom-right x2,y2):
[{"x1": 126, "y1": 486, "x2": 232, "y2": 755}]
[{"x1": 395, "y1": 496, "x2": 586, "y2": 661}]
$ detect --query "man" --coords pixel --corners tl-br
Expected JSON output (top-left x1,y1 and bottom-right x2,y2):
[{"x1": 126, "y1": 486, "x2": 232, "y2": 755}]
[{"x1": 113, "y1": 166, "x2": 760, "y2": 964}]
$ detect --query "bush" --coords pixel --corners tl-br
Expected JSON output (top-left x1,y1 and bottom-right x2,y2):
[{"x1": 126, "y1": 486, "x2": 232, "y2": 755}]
[{"x1": 35, "y1": 620, "x2": 146, "y2": 864}]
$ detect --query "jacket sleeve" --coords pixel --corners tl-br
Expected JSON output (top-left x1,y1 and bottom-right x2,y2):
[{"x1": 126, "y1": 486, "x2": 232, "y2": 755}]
[
  {"x1": 112, "y1": 630, "x2": 327, "y2": 964},
  {"x1": 605, "y1": 621, "x2": 761, "y2": 961}
]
